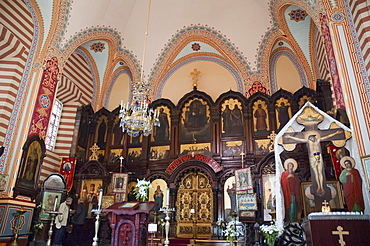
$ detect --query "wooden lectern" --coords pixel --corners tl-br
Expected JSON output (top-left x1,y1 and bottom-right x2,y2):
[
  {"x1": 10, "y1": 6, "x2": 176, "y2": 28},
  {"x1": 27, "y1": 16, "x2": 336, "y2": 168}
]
[
  {"x1": 103, "y1": 201, "x2": 157, "y2": 246},
  {"x1": 303, "y1": 212, "x2": 370, "y2": 246}
]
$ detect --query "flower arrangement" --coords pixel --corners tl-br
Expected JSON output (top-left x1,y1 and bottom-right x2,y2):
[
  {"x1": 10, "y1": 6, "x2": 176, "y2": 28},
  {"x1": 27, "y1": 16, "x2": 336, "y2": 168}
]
[
  {"x1": 216, "y1": 219, "x2": 226, "y2": 230},
  {"x1": 259, "y1": 221, "x2": 283, "y2": 246},
  {"x1": 223, "y1": 221, "x2": 238, "y2": 242},
  {"x1": 135, "y1": 179, "x2": 151, "y2": 201},
  {"x1": 157, "y1": 218, "x2": 165, "y2": 229}
]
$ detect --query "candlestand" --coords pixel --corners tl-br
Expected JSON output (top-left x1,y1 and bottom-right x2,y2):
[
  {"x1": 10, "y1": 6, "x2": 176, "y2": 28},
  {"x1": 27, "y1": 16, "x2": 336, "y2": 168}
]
[
  {"x1": 159, "y1": 207, "x2": 175, "y2": 246},
  {"x1": 91, "y1": 208, "x2": 102, "y2": 246},
  {"x1": 45, "y1": 211, "x2": 61, "y2": 246},
  {"x1": 7, "y1": 207, "x2": 27, "y2": 246}
]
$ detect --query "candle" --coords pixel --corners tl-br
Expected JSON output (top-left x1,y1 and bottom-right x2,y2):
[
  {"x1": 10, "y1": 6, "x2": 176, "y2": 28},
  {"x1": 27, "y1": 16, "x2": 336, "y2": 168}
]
[
  {"x1": 166, "y1": 188, "x2": 170, "y2": 207},
  {"x1": 53, "y1": 196, "x2": 58, "y2": 211},
  {"x1": 98, "y1": 189, "x2": 103, "y2": 210}
]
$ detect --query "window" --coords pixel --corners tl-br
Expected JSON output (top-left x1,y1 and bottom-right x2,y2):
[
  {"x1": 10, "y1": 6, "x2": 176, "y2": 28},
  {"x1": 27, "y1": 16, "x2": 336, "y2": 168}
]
[{"x1": 45, "y1": 99, "x2": 63, "y2": 150}]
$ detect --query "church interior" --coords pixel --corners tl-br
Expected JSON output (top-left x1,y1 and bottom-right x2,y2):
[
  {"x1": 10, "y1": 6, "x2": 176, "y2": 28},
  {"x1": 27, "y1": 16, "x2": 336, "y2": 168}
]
[{"x1": 1, "y1": 0, "x2": 370, "y2": 246}]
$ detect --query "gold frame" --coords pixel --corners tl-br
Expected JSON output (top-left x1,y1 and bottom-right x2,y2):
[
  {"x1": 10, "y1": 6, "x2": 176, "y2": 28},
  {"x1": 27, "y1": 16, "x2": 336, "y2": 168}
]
[
  {"x1": 112, "y1": 173, "x2": 128, "y2": 194},
  {"x1": 361, "y1": 155, "x2": 370, "y2": 191},
  {"x1": 101, "y1": 195, "x2": 115, "y2": 209},
  {"x1": 301, "y1": 181, "x2": 344, "y2": 216}
]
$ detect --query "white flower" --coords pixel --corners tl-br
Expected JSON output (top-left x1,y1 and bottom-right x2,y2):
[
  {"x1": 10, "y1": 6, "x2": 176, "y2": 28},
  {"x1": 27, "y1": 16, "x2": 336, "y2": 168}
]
[{"x1": 135, "y1": 179, "x2": 152, "y2": 201}]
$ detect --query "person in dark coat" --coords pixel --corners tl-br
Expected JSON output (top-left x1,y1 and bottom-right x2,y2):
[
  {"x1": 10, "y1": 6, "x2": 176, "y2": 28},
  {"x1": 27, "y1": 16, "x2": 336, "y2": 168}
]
[{"x1": 72, "y1": 199, "x2": 87, "y2": 245}]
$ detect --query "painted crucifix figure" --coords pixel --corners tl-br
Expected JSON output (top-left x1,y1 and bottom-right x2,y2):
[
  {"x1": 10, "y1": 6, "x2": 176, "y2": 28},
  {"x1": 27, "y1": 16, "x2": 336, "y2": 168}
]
[{"x1": 280, "y1": 106, "x2": 351, "y2": 209}]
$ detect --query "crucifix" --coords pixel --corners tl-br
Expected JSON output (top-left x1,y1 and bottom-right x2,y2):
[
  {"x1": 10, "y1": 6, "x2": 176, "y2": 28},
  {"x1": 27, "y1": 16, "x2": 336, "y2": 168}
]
[
  {"x1": 240, "y1": 152, "x2": 245, "y2": 168},
  {"x1": 119, "y1": 156, "x2": 124, "y2": 173},
  {"x1": 280, "y1": 106, "x2": 351, "y2": 205},
  {"x1": 332, "y1": 226, "x2": 349, "y2": 246}
]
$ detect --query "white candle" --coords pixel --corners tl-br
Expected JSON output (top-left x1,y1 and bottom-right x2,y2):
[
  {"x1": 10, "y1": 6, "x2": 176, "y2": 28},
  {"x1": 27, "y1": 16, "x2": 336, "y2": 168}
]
[
  {"x1": 98, "y1": 189, "x2": 103, "y2": 210},
  {"x1": 53, "y1": 196, "x2": 58, "y2": 211},
  {"x1": 166, "y1": 188, "x2": 170, "y2": 207}
]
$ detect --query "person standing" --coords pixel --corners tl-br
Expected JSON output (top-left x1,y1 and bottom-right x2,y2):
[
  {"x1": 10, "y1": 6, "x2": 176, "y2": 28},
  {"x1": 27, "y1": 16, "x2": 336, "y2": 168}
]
[
  {"x1": 339, "y1": 156, "x2": 365, "y2": 212},
  {"x1": 281, "y1": 158, "x2": 302, "y2": 222},
  {"x1": 72, "y1": 199, "x2": 87, "y2": 246},
  {"x1": 54, "y1": 197, "x2": 73, "y2": 246}
]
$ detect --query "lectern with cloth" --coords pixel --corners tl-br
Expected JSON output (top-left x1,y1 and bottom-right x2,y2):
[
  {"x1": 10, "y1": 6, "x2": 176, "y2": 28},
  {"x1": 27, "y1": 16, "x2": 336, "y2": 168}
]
[
  {"x1": 303, "y1": 212, "x2": 370, "y2": 246},
  {"x1": 103, "y1": 201, "x2": 157, "y2": 246}
]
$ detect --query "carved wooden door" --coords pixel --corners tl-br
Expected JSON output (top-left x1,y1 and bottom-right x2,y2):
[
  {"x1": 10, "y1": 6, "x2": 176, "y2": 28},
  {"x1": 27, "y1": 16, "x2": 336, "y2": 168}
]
[{"x1": 176, "y1": 172, "x2": 213, "y2": 238}]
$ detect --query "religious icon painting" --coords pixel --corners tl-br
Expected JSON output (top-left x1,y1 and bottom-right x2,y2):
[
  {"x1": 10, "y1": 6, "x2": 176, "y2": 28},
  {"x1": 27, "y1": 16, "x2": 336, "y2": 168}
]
[
  {"x1": 180, "y1": 143, "x2": 211, "y2": 156},
  {"x1": 128, "y1": 147, "x2": 142, "y2": 163},
  {"x1": 40, "y1": 190, "x2": 63, "y2": 220},
  {"x1": 109, "y1": 149, "x2": 123, "y2": 164},
  {"x1": 275, "y1": 97, "x2": 291, "y2": 130},
  {"x1": 152, "y1": 106, "x2": 171, "y2": 143},
  {"x1": 220, "y1": 99, "x2": 244, "y2": 137},
  {"x1": 112, "y1": 173, "x2": 128, "y2": 194},
  {"x1": 222, "y1": 141, "x2": 244, "y2": 157},
  {"x1": 262, "y1": 174, "x2": 276, "y2": 221},
  {"x1": 254, "y1": 139, "x2": 271, "y2": 155},
  {"x1": 150, "y1": 145, "x2": 170, "y2": 161},
  {"x1": 301, "y1": 181, "x2": 344, "y2": 217},
  {"x1": 252, "y1": 100, "x2": 269, "y2": 134},
  {"x1": 101, "y1": 195, "x2": 115, "y2": 209},
  {"x1": 180, "y1": 98, "x2": 211, "y2": 141},
  {"x1": 235, "y1": 168, "x2": 253, "y2": 194},
  {"x1": 361, "y1": 155, "x2": 370, "y2": 191},
  {"x1": 0, "y1": 174, "x2": 8, "y2": 191},
  {"x1": 237, "y1": 193, "x2": 257, "y2": 211}
]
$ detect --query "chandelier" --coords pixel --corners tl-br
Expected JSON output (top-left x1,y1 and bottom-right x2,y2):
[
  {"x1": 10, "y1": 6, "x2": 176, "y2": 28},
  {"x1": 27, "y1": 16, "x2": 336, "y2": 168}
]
[{"x1": 119, "y1": 0, "x2": 159, "y2": 137}]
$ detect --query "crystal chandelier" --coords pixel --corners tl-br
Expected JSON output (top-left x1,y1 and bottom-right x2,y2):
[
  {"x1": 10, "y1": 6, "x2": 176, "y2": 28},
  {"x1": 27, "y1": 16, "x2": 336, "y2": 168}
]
[{"x1": 119, "y1": 0, "x2": 159, "y2": 137}]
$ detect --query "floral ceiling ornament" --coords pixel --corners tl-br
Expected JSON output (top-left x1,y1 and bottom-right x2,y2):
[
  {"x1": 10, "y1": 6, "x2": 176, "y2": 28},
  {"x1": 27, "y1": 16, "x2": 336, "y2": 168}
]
[
  {"x1": 191, "y1": 42, "x2": 201, "y2": 51},
  {"x1": 288, "y1": 9, "x2": 308, "y2": 22},
  {"x1": 90, "y1": 42, "x2": 105, "y2": 52}
]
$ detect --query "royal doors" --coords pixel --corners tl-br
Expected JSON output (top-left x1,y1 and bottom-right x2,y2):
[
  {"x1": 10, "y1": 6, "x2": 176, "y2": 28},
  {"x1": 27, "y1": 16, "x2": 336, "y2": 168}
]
[{"x1": 176, "y1": 172, "x2": 213, "y2": 238}]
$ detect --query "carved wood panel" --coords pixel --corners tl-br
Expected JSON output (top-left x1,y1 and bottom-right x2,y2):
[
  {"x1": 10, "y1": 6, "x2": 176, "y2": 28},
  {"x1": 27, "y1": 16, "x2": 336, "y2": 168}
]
[{"x1": 176, "y1": 172, "x2": 213, "y2": 238}]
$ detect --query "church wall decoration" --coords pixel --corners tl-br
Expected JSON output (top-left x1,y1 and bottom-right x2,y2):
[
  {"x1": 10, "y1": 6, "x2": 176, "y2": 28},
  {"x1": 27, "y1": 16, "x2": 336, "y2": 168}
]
[
  {"x1": 275, "y1": 98, "x2": 291, "y2": 130},
  {"x1": 152, "y1": 106, "x2": 171, "y2": 143},
  {"x1": 150, "y1": 145, "x2": 170, "y2": 161},
  {"x1": 239, "y1": 210, "x2": 256, "y2": 223},
  {"x1": 235, "y1": 168, "x2": 253, "y2": 193},
  {"x1": 361, "y1": 155, "x2": 370, "y2": 191},
  {"x1": 254, "y1": 139, "x2": 271, "y2": 155},
  {"x1": 109, "y1": 149, "x2": 123, "y2": 163},
  {"x1": 222, "y1": 141, "x2": 244, "y2": 157},
  {"x1": 301, "y1": 180, "x2": 344, "y2": 217},
  {"x1": 180, "y1": 143, "x2": 211, "y2": 156},
  {"x1": 128, "y1": 147, "x2": 142, "y2": 162},
  {"x1": 237, "y1": 193, "x2": 257, "y2": 211}
]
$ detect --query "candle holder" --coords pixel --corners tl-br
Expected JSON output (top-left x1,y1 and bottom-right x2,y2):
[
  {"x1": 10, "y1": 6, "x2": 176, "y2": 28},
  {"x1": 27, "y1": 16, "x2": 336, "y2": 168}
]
[
  {"x1": 91, "y1": 208, "x2": 102, "y2": 246},
  {"x1": 159, "y1": 206, "x2": 175, "y2": 246},
  {"x1": 45, "y1": 211, "x2": 62, "y2": 246},
  {"x1": 7, "y1": 207, "x2": 27, "y2": 246}
]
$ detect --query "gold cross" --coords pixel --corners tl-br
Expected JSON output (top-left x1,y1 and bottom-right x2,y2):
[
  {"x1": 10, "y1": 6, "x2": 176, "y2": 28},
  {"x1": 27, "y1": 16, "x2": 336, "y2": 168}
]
[
  {"x1": 89, "y1": 143, "x2": 100, "y2": 160},
  {"x1": 322, "y1": 200, "x2": 329, "y2": 206},
  {"x1": 267, "y1": 131, "x2": 276, "y2": 151},
  {"x1": 332, "y1": 226, "x2": 349, "y2": 246},
  {"x1": 190, "y1": 68, "x2": 201, "y2": 88}
]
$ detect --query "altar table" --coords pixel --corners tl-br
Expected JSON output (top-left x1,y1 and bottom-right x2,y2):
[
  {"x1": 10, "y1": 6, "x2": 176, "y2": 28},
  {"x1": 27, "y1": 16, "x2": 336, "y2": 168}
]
[{"x1": 303, "y1": 212, "x2": 370, "y2": 246}]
